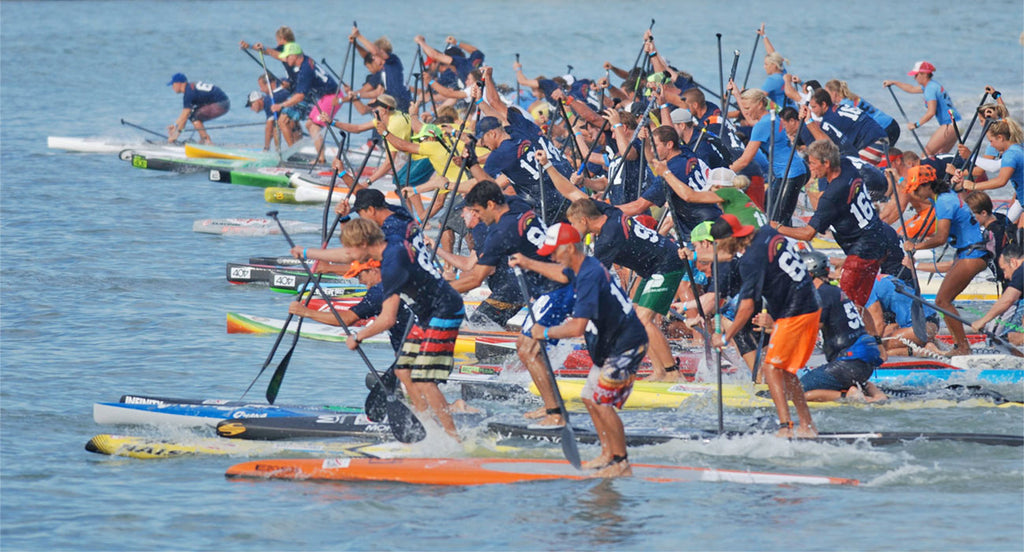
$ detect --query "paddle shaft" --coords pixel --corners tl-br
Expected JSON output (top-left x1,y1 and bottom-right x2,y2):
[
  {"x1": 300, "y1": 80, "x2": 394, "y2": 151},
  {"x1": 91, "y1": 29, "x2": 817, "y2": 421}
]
[
  {"x1": 960, "y1": 92, "x2": 989, "y2": 142},
  {"x1": 881, "y1": 139, "x2": 929, "y2": 342},
  {"x1": 242, "y1": 47, "x2": 278, "y2": 81},
  {"x1": 741, "y1": 29, "x2": 760, "y2": 89},
  {"x1": 886, "y1": 85, "x2": 928, "y2": 156},
  {"x1": 258, "y1": 49, "x2": 282, "y2": 155},
  {"x1": 891, "y1": 283, "x2": 1023, "y2": 357},
  {"x1": 513, "y1": 267, "x2": 581, "y2": 469},
  {"x1": 120, "y1": 119, "x2": 170, "y2": 141},
  {"x1": 712, "y1": 241, "x2": 724, "y2": 433}
]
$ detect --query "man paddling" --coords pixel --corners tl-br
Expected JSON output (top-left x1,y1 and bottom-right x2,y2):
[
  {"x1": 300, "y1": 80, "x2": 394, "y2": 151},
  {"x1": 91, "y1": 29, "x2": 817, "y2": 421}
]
[
  {"x1": 297, "y1": 218, "x2": 465, "y2": 439},
  {"x1": 273, "y1": 42, "x2": 341, "y2": 163},
  {"x1": 709, "y1": 214, "x2": 820, "y2": 438},
  {"x1": 511, "y1": 223, "x2": 648, "y2": 478},
  {"x1": 166, "y1": 73, "x2": 230, "y2": 144}
]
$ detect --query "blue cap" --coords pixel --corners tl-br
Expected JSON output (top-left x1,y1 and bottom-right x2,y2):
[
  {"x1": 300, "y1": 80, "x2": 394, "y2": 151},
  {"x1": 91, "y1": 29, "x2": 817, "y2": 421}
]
[
  {"x1": 475, "y1": 116, "x2": 502, "y2": 137},
  {"x1": 167, "y1": 73, "x2": 187, "y2": 86}
]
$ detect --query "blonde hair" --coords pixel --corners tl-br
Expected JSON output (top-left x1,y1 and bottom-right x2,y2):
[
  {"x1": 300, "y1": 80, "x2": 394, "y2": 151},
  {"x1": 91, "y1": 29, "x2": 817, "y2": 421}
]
[
  {"x1": 340, "y1": 218, "x2": 385, "y2": 247},
  {"x1": 824, "y1": 79, "x2": 857, "y2": 102},
  {"x1": 732, "y1": 174, "x2": 751, "y2": 191},
  {"x1": 979, "y1": 102, "x2": 1009, "y2": 120},
  {"x1": 764, "y1": 52, "x2": 787, "y2": 72},
  {"x1": 988, "y1": 118, "x2": 1024, "y2": 144},
  {"x1": 275, "y1": 26, "x2": 295, "y2": 42},
  {"x1": 374, "y1": 37, "x2": 393, "y2": 54},
  {"x1": 740, "y1": 88, "x2": 769, "y2": 112}
]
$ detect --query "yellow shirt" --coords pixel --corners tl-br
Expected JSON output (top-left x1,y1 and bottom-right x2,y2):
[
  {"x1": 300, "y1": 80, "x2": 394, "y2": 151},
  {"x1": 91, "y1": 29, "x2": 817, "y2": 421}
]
[{"x1": 416, "y1": 140, "x2": 487, "y2": 182}]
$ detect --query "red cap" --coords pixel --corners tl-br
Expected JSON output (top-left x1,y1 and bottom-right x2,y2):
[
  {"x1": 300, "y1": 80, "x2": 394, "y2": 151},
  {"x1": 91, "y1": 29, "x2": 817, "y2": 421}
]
[
  {"x1": 908, "y1": 61, "x2": 936, "y2": 76},
  {"x1": 635, "y1": 214, "x2": 657, "y2": 230},
  {"x1": 536, "y1": 223, "x2": 581, "y2": 256},
  {"x1": 710, "y1": 214, "x2": 755, "y2": 240}
]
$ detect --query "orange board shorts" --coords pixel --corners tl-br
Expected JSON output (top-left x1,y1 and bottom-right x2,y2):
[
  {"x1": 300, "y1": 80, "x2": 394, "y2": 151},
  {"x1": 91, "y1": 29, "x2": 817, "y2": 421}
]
[{"x1": 764, "y1": 309, "x2": 821, "y2": 375}]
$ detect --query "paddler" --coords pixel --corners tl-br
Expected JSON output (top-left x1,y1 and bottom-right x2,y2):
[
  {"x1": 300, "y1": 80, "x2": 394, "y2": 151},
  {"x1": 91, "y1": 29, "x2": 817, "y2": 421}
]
[
  {"x1": 709, "y1": 214, "x2": 821, "y2": 438},
  {"x1": 454, "y1": 181, "x2": 575, "y2": 428},
  {"x1": 166, "y1": 73, "x2": 229, "y2": 145},
  {"x1": 772, "y1": 139, "x2": 889, "y2": 337},
  {"x1": 971, "y1": 243, "x2": 1024, "y2": 346},
  {"x1": 798, "y1": 251, "x2": 888, "y2": 403},
  {"x1": 246, "y1": 74, "x2": 296, "y2": 150},
  {"x1": 510, "y1": 223, "x2": 648, "y2": 478},
  {"x1": 273, "y1": 42, "x2": 341, "y2": 164},
  {"x1": 296, "y1": 218, "x2": 465, "y2": 439}
]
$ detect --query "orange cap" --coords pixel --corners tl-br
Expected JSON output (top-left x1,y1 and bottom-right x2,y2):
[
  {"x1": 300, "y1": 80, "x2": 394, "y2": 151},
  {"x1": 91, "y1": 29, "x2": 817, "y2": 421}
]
[
  {"x1": 904, "y1": 165, "x2": 936, "y2": 193},
  {"x1": 343, "y1": 259, "x2": 381, "y2": 278}
]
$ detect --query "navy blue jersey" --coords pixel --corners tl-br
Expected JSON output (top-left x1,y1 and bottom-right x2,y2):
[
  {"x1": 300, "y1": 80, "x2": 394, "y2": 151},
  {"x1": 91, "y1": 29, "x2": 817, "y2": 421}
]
[
  {"x1": 380, "y1": 206, "x2": 419, "y2": 244},
  {"x1": 567, "y1": 256, "x2": 648, "y2": 365},
  {"x1": 470, "y1": 221, "x2": 521, "y2": 303},
  {"x1": 808, "y1": 104, "x2": 886, "y2": 156},
  {"x1": 878, "y1": 223, "x2": 908, "y2": 281},
  {"x1": 846, "y1": 156, "x2": 889, "y2": 202},
  {"x1": 687, "y1": 128, "x2": 731, "y2": 170},
  {"x1": 808, "y1": 158, "x2": 885, "y2": 259},
  {"x1": 604, "y1": 138, "x2": 645, "y2": 205},
  {"x1": 663, "y1": 151, "x2": 722, "y2": 238},
  {"x1": 182, "y1": 82, "x2": 228, "y2": 109},
  {"x1": 380, "y1": 237, "x2": 463, "y2": 322},
  {"x1": 592, "y1": 202, "x2": 685, "y2": 277},
  {"x1": 483, "y1": 108, "x2": 571, "y2": 224},
  {"x1": 477, "y1": 197, "x2": 560, "y2": 295},
  {"x1": 1011, "y1": 265, "x2": 1023, "y2": 294},
  {"x1": 350, "y1": 283, "x2": 414, "y2": 351},
  {"x1": 366, "y1": 53, "x2": 412, "y2": 112},
  {"x1": 817, "y1": 282, "x2": 876, "y2": 363},
  {"x1": 449, "y1": 50, "x2": 484, "y2": 82},
  {"x1": 260, "y1": 86, "x2": 292, "y2": 120},
  {"x1": 737, "y1": 226, "x2": 820, "y2": 319},
  {"x1": 289, "y1": 56, "x2": 338, "y2": 99}
]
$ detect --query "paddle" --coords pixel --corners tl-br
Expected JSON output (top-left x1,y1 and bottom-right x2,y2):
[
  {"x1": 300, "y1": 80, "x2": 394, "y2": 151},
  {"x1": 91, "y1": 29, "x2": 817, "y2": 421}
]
[
  {"x1": 515, "y1": 53, "x2": 521, "y2": 108},
  {"x1": 960, "y1": 91, "x2": 989, "y2": 143},
  {"x1": 886, "y1": 85, "x2": 928, "y2": 156},
  {"x1": 267, "y1": 211, "x2": 428, "y2": 442},
  {"x1": 120, "y1": 118, "x2": 177, "y2": 143},
  {"x1": 262, "y1": 145, "x2": 362, "y2": 405},
  {"x1": 716, "y1": 33, "x2": 724, "y2": 104},
  {"x1": 741, "y1": 27, "x2": 760, "y2": 89},
  {"x1": 891, "y1": 282, "x2": 1023, "y2": 357},
  {"x1": 881, "y1": 139, "x2": 929, "y2": 342},
  {"x1": 719, "y1": 50, "x2": 740, "y2": 130},
  {"x1": 258, "y1": 49, "x2": 283, "y2": 159},
  {"x1": 711, "y1": 240, "x2": 724, "y2": 433},
  {"x1": 512, "y1": 267, "x2": 581, "y2": 469},
  {"x1": 241, "y1": 46, "x2": 279, "y2": 82}
]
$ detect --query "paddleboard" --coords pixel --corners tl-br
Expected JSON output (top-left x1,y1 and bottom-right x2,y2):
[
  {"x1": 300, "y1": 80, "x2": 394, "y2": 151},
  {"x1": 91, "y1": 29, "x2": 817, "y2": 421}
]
[
  {"x1": 216, "y1": 411, "x2": 484, "y2": 440},
  {"x1": 486, "y1": 422, "x2": 1024, "y2": 447},
  {"x1": 194, "y1": 218, "x2": 322, "y2": 236},
  {"x1": 85, "y1": 434, "x2": 379, "y2": 460},
  {"x1": 208, "y1": 167, "x2": 294, "y2": 187},
  {"x1": 92, "y1": 401, "x2": 363, "y2": 427},
  {"x1": 224, "y1": 457, "x2": 859, "y2": 486}
]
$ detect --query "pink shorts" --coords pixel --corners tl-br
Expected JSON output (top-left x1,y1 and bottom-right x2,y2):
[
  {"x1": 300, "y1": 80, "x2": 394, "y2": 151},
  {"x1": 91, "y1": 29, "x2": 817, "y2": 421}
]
[{"x1": 309, "y1": 92, "x2": 343, "y2": 127}]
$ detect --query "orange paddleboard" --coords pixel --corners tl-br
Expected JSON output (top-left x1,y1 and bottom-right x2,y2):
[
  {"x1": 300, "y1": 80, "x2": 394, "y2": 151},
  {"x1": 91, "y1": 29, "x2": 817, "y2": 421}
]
[{"x1": 225, "y1": 457, "x2": 859, "y2": 486}]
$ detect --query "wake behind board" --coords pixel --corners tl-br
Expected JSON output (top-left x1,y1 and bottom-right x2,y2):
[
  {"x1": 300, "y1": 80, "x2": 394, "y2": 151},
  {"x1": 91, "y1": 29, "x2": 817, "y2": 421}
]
[
  {"x1": 486, "y1": 422, "x2": 1024, "y2": 447},
  {"x1": 225, "y1": 457, "x2": 859, "y2": 486}
]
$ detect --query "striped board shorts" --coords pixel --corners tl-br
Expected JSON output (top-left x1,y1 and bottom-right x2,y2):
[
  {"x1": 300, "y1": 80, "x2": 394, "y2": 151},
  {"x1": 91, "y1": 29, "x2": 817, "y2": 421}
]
[
  {"x1": 397, "y1": 311, "x2": 464, "y2": 383},
  {"x1": 581, "y1": 343, "x2": 648, "y2": 409}
]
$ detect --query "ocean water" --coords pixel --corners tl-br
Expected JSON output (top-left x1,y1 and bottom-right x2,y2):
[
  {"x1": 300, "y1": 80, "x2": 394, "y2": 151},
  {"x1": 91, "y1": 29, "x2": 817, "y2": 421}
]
[{"x1": 2, "y1": 1, "x2": 1023, "y2": 550}]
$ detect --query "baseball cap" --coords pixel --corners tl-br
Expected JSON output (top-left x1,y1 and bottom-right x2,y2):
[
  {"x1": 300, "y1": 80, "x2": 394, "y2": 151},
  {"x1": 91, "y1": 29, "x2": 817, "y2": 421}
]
[
  {"x1": 670, "y1": 108, "x2": 693, "y2": 124},
  {"x1": 343, "y1": 259, "x2": 381, "y2": 278},
  {"x1": 690, "y1": 221, "x2": 715, "y2": 243},
  {"x1": 536, "y1": 222, "x2": 581, "y2": 256},
  {"x1": 412, "y1": 124, "x2": 442, "y2": 141},
  {"x1": 245, "y1": 90, "x2": 263, "y2": 107},
  {"x1": 904, "y1": 165, "x2": 937, "y2": 193},
  {"x1": 635, "y1": 214, "x2": 657, "y2": 230},
  {"x1": 167, "y1": 73, "x2": 187, "y2": 86},
  {"x1": 351, "y1": 188, "x2": 388, "y2": 212},
  {"x1": 280, "y1": 42, "x2": 303, "y2": 58},
  {"x1": 907, "y1": 61, "x2": 936, "y2": 76},
  {"x1": 710, "y1": 214, "x2": 755, "y2": 240},
  {"x1": 444, "y1": 45, "x2": 465, "y2": 58},
  {"x1": 474, "y1": 116, "x2": 503, "y2": 137},
  {"x1": 707, "y1": 167, "x2": 737, "y2": 187},
  {"x1": 369, "y1": 94, "x2": 396, "y2": 109}
]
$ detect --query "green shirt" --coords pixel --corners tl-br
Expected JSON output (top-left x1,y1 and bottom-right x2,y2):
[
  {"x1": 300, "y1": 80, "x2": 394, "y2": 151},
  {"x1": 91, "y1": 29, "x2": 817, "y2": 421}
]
[{"x1": 715, "y1": 187, "x2": 766, "y2": 228}]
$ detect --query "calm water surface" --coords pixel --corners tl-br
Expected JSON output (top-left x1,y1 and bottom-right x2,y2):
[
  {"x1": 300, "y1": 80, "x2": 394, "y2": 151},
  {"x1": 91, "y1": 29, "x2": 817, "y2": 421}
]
[{"x1": 2, "y1": 1, "x2": 1022, "y2": 550}]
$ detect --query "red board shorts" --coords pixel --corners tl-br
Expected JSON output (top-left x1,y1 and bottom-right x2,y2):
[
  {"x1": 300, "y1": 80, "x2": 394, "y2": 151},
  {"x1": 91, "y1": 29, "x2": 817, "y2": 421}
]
[
  {"x1": 764, "y1": 309, "x2": 821, "y2": 375},
  {"x1": 396, "y1": 312, "x2": 464, "y2": 383},
  {"x1": 309, "y1": 92, "x2": 343, "y2": 127},
  {"x1": 840, "y1": 254, "x2": 881, "y2": 307},
  {"x1": 581, "y1": 344, "x2": 648, "y2": 409}
]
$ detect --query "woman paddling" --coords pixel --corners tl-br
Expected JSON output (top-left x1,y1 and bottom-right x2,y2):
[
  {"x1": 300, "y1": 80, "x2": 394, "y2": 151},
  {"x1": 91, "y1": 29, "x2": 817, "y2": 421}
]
[
  {"x1": 883, "y1": 61, "x2": 961, "y2": 156},
  {"x1": 903, "y1": 165, "x2": 989, "y2": 356}
]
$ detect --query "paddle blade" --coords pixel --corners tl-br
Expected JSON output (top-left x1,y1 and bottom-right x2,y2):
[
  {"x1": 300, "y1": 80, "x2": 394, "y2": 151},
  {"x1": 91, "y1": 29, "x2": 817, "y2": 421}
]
[
  {"x1": 910, "y1": 301, "x2": 929, "y2": 343},
  {"x1": 364, "y1": 367, "x2": 397, "y2": 422},
  {"x1": 265, "y1": 348, "x2": 294, "y2": 405},
  {"x1": 560, "y1": 425, "x2": 582, "y2": 470},
  {"x1": 387, "y1": 398, "x2": 427, "y2": 443}
]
